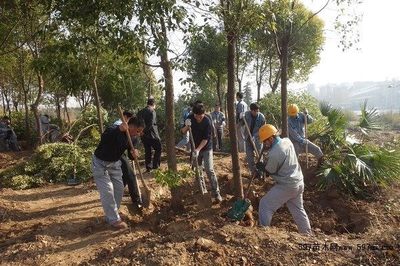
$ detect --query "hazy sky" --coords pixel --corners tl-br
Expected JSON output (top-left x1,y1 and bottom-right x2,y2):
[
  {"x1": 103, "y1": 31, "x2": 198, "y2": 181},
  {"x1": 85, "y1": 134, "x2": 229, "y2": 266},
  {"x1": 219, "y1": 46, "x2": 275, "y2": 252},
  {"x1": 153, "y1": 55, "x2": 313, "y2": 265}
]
[
  {"x1": 163, "y1": 0, "x2": 400, "y2": 98},
  {"x1": 304, "y1": 0, "x2": 400, "y2": 86}
]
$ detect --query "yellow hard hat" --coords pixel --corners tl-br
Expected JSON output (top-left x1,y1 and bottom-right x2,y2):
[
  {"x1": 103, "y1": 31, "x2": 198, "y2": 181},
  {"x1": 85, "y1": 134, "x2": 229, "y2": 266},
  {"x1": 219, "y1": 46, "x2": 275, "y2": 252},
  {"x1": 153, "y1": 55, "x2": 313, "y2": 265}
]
[
  {"x1": 288, "y1": 104, "x2": 299, "y2": 117},
  {"x1": 259, "y1": 124, "x2": 278, "y2": 142}
]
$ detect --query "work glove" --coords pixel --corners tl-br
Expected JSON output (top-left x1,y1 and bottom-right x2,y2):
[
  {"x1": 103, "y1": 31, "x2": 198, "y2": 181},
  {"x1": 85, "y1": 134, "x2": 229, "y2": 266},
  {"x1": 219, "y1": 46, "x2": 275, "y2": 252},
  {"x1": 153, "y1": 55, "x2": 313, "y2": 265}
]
[
  {"x1": 255, "y1": 161, "x2": 266, "y2": 176},
  {"x1": 185, "y1": 119, "x2": 192, "y2": 126},
  {"x1": 303, "y1": 108, "x2": 308, "y2": 115},
  {"x1": 239, "y1": 112, "x2": 245, "y2": 120},
  {"x1": 301, "y1": 138, "x2": 309, "y2": 145},
  {"x1": 222, "y1": 121, "x2": 226, "y2": 127}
]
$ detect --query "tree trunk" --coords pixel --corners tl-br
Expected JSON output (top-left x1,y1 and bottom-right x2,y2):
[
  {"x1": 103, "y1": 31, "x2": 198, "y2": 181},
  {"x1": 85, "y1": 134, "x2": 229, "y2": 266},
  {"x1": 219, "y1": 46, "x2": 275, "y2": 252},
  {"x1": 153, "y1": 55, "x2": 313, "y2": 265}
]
[
  {"x1": 91, "y1": 58, "x2": 104, "y2": 133},
  {"x1": 216, "y1": 75, "x2": 222, "y2": 108},
  {"x1": 55, "y1": 95, "x2": 62, "y2": 130},
  {"x1": 159, "y1": 18, "x2": 181, "y2": 211},
  {"x1": 31, "y1": 73, "x2": 44, "y2": 145},
  {"x1": 13, "y1": 101, "x2": 18, "y2": 112},
  {"x1": 227, "y1": 31, "x2": 243, "y2": 199},
  {"x1": 280, "y1": 36, "x2": 289, "y2": 137},
  {"x1": 256, "y1": 81, "x2": 261, "y2": 102},
  {"x1": 1, "y1": 89, "x2": 6, "y2": 115},
  {"x1": 63, "y1": 97, "x2": 71, "y2": 125},
  {"x1": 23, "y1": 88, "x2": 30, "y2": 142}
]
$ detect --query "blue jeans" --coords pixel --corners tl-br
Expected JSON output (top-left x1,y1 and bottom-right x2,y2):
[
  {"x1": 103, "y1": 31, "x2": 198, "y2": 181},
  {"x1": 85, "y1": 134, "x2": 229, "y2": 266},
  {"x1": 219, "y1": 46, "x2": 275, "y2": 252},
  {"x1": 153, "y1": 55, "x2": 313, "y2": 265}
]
[
  {"x1": 92, "y1": 155, "x2": 124, "y2": 224},
  {"x1": 197, "y1": 149, "x2": 220, "y2": 197}
]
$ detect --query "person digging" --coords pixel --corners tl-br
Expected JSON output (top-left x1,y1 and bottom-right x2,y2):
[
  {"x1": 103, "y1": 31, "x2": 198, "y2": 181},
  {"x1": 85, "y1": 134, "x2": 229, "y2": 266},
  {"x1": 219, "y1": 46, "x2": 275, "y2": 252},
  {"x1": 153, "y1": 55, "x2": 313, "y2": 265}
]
[
  {"x1": 256, "y1": 124, "x2": 313, "y2": 235},
  {"x1": 114, "y1": 110, "x2": 144, "y2": 211},
  {"x1": 181, "y1": 102, "x2": 223, "y2": 203},
  {"x1": 92, "y1": 116, "x2": 144, "y2": 230}
]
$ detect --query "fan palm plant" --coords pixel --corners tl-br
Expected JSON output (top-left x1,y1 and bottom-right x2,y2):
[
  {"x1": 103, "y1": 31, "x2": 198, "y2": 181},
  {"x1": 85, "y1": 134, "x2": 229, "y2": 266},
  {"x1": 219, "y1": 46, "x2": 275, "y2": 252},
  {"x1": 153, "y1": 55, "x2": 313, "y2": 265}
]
[
  {"x1": 359, "y1": 100, "x2": 381, "y2": 135},
  {"x1": 316, "y1": 102, "x2": 400, "y2": 198}
]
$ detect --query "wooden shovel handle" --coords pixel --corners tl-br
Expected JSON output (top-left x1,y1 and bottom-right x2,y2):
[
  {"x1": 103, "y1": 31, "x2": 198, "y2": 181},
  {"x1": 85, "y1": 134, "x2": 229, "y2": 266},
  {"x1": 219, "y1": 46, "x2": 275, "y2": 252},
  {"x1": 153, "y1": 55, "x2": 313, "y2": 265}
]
[
  {"x1": 117, "y1": 105, "x2": 149, "y2": 191},
  {"x1": 243, "y1": 117, "x2": 260, "y2": 158}
]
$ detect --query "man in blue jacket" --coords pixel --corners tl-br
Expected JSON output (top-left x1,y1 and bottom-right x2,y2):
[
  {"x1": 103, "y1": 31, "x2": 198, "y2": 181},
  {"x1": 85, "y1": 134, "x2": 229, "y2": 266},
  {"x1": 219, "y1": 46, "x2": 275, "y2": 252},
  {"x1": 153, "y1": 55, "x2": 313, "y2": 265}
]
[{"x1": 287, "y1": 104, "x2": 323, "y2": 166}]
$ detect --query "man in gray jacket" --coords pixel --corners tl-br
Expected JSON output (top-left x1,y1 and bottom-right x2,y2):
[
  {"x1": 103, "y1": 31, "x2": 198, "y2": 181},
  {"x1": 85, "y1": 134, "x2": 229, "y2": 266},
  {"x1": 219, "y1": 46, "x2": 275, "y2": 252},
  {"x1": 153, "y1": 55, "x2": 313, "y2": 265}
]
[{"x1": 256, "y1": 124, "x2": 312, "y2": 235}]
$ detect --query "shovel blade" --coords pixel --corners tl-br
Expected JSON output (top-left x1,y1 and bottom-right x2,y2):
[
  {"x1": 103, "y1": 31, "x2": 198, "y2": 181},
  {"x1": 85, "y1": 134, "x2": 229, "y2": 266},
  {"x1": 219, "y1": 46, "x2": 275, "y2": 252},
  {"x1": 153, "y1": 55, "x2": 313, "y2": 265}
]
[
  {"x1": 141, "y1": 187, "x2": 152, "y2": 208},
  {"x1": 67, "y1": 178, "x2": 80, "y2": 186},
  {"x1": 227, "y1": 199, "x2": 251, "y2": 221}
]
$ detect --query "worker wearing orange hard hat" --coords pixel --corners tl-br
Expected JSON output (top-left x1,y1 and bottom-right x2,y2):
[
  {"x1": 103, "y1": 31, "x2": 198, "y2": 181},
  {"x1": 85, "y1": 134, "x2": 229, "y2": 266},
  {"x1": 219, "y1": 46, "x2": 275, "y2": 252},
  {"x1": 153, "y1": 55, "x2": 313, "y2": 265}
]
[{"x1": 256, "y1": 124, "x2": 312, "y2": 235}]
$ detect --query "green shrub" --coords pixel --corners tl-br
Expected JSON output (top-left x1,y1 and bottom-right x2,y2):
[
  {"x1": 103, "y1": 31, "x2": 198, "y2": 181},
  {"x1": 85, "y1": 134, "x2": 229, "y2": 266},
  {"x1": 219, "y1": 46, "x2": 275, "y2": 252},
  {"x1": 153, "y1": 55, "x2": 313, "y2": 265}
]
[
  {"x1": 0, "y1": 142, "x2": 93, "y2": 189},
  {"x1": 1, "y1": 175, "x2": 46, "y2": 190},
  {"x1": 68, "y1": 105, "x2": 107, "y2": 140},
  {"x1": 316, "y1": 103, "x2": 400, "y2": 198},
  {"x1": 318, "y1": 143, "x2": 400, "y2": 198},
  {"x1": 8, "y1": 111, "x2": 37, "y2": 145},
  {"x1": 154, "y1": 167, "x2": 193, "y2": 189}
]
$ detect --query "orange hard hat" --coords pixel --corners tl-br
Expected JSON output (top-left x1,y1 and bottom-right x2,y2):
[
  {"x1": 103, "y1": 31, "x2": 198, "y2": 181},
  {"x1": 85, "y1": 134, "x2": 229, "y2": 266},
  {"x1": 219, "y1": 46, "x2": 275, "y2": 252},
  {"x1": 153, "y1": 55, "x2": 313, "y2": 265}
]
[
  {"x1": 259, "y1": 124, "x2": 278, "y2": 142},
  {"x1": 288, "y1": 104, "x2": 299, "y2": 117}
]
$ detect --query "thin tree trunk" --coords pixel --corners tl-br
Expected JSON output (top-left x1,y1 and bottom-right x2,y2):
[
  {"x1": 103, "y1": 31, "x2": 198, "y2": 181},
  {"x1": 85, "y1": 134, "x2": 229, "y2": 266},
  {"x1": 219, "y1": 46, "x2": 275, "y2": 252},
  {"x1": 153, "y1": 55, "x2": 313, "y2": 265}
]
[
  {"x1": 91, "y1": 58, "x2": 104, "y2": 133},
  {"x1": 13, "y1": 101, "x2": 18, "y2": 112},
  {"x1": 216, "y1": 75, "x2": 222, "y2": 108},
  {"x1": 55, "y1": 95, "x2": 62, "y2": 130},
  {"x1": 1, "y1": 89, "x2": 6, "y2": 115},
  {"x1": 31, "y1": 73, "x2": 44, "y2": 145},
  {"x1": 23, "y1": 88, "x2": 30, "y2": 142},
  {"x1": 63, "y1": 97, "x2": 70, "y2": 125},
  {"x1": 159, "y1": 17, "x2": 181, "y2": 211},
  {"x1": 227, "y1": 31, "x2": 243, "y2": 199},
  {"x1": 280, "y1": 36, "x2": 289, "y2": 137}
]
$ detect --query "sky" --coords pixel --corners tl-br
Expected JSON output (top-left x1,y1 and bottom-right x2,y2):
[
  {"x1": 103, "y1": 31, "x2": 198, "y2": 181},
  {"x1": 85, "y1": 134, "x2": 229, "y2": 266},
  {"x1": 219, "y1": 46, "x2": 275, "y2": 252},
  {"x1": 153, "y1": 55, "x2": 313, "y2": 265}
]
[
  {"x1": 303, "y1": 0, "x2": 400, "y2": 86},
  {"x1": 154, "y1": 0, "x2": 400, "y2": 99}
]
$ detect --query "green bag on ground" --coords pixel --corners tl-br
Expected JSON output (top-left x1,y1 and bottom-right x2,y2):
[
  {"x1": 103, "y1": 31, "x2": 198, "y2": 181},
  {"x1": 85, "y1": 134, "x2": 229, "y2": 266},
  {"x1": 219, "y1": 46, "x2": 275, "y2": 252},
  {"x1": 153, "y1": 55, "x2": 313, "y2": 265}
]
[{"x1": 227, "y1": 198, "x2": 251, "y2": 221}]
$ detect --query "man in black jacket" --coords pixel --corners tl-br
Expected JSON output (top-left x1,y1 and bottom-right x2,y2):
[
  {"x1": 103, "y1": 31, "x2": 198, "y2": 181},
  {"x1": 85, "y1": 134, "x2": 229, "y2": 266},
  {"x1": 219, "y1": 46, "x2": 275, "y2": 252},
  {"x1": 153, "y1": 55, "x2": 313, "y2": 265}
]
[
  {"x1": 114, "y1": 111, "x2": 143, "y2": 209},
  {"x1": 92, "y1": 116, "x2": 144, "y2": 230},
  {"x1": 139, "y1": 98, "x2": 161, "y2": 172}
]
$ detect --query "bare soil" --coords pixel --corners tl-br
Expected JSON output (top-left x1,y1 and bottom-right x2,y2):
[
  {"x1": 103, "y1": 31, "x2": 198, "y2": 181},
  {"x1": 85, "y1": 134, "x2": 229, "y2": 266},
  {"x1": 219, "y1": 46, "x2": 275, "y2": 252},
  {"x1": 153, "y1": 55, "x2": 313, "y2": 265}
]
[{"x1": 0, "y1": 149, "x2": 399, "y2": 265}]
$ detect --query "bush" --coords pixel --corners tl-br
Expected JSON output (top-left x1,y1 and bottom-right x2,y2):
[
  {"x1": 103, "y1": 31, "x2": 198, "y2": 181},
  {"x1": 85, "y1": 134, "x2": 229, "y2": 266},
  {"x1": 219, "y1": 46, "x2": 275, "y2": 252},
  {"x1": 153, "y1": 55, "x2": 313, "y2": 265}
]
[
  {"x1": 154, "y1": 167, "x2": 193, "y2": 189},
  {"x1": 316, "y1": 103, "x2": 400, "y2": 198},
  {"x1": 8, "y1": 111, "x2": 37, "y2": 145},
  {"x1": 68, "y1": 105, "x2": 108, "y2": 139},
  {"x1": 0, "y1": 142, "x2": 94, "y2": 189}
]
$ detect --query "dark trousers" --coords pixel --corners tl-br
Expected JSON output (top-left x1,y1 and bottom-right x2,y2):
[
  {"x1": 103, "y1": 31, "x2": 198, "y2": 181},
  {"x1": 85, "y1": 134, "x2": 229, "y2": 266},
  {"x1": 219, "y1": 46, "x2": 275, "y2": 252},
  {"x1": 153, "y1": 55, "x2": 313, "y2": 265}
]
[
  {"x1": 213, "y1": 128, "x2": 223, "y2": 151},
  {"x1": 142, "y1": 137, "x2": 162, "y2": 170},
  {"x1": 120, "y1": 155, "x2": 142, "y2": 205}
]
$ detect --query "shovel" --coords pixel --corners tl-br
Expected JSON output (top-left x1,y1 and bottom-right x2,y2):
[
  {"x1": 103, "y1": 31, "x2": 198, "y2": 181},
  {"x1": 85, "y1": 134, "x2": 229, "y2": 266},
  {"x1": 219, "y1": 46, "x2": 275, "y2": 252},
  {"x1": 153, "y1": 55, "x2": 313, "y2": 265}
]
[
  {"x1": 227, "y1": 147, "x2": 266, "y2": 221},
  {"x1": 304, "y1": 111, "x2": 309, "y2": 169},
  {"x1": 188, "y1": 126, "x2": 213, "y2": 209},
  {"x1": 243, "y1": 116, "x2": 260, "y2": 158},
  {"x1": 118, "y1": 106, "x2": 151, "y2": 208}
]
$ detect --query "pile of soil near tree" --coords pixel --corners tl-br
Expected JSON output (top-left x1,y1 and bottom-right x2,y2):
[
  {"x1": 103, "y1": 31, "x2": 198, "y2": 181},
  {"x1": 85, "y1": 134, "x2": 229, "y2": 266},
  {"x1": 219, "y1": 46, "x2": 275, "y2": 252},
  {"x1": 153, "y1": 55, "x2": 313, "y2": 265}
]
[{"x1": 0, "y1": 149, "x2": 399, "y2": 265}]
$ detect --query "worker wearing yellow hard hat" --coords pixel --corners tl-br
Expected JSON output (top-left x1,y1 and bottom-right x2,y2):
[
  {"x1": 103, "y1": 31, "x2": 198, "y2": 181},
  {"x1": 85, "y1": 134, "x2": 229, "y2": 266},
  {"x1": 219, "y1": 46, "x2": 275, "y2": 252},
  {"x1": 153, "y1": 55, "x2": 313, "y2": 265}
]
[
  {"x1": 256, "y1": 124, "x2": 312, "y2": 235},
  {"x1": 287, "y1": 103, "x2": 324, "y2": 166}
]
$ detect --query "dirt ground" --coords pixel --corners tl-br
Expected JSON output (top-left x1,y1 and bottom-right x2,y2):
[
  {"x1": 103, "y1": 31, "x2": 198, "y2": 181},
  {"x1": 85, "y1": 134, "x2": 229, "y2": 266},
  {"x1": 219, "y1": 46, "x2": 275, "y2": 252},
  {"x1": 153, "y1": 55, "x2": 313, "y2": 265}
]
[{"x1": 0, "y1": 147, "x2": 399, "y2": 265}]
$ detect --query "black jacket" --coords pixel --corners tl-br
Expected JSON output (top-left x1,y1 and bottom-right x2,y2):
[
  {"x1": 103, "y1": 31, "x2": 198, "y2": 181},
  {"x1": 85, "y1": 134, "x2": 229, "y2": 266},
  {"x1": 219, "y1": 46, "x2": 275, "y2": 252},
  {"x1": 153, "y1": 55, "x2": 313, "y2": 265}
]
[{"x1": 139, "y1": 106, "x2": 160, "y2": 140}]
